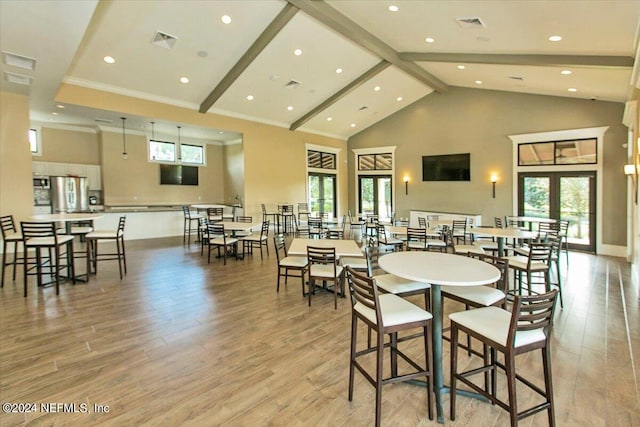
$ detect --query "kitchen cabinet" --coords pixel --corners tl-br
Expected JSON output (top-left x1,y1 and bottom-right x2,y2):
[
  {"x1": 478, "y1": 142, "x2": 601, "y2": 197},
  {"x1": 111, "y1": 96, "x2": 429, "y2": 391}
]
[{"x1": 31, "y1": 161, "x2": 102, "y2": 190}]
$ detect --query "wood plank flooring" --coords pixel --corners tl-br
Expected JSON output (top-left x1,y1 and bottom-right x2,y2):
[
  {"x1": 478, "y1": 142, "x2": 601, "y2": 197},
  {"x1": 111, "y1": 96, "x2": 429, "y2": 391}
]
[{"x1": 0, "y1": 236, "x2": 638, "y2": 426}]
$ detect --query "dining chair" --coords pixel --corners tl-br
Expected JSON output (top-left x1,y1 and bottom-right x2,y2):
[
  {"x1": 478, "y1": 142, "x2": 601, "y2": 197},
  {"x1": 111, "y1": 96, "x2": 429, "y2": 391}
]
[
  {"x1": 182, "y1": 205, "x2": 203, "y2": 245},
  {"x1": 207, "y1": 207, "x2": 224, "y2": 223},
  {"x1": 273, "y1": 233, "x2": 308, "y2": 296},
  {"x1": 21, "y1": 221, "x2": 75, "y2": 297},
  {"x1": 240, "y1": 220, "x2": 269, "y2": 259},
  {"x1": 307, "y1": 245, "x2": 344, "y2": 309},
  {"x1": 557, "y1": 219, "x2": 570, "y2": 265},
  {"x1": 376, "y1": 223, "x2": 404, "y2": 251},
  {"x1": 449, "y1": 289, "x2": 559, "y2": 427},
  {"x1": 1, "y1": 215, "x2": 23, "y2": 288},
  {"x1": 279, "y1": 204, "x2": 295, "y2": 234},
  {"x1": 308, "y1": 217, "x2": 327, "y2": 239},
  {"x1": 444, "y1": 228, "x2": 485, "y2": 256},
  {"x1": 405, "y1": 227, "x2": 428, "y2": 251},
  {"x1": 85, "y1": 216, "x2": 127, "y2": 280},
  {"x1": 203, "y1": 223, "x2": 238, "y2": 265},
  {"x1": 234, "y1": 215, "x2": 253, "y2": 238},
  {"x1": 297, "y1": 202, "x2": 310, "y2": 222},
  {"x1": 452, "y1": 219, "x2": 468, "y2": 244},
  {"x1": 348, "y1": 210, "x2": 366, "y2": 239},
  {"x1": 345, "y1": 266, "x2": 433, "y2": 427},
  {"x1": 504, "y1": 241, "x2": 552, "y2": 298}
]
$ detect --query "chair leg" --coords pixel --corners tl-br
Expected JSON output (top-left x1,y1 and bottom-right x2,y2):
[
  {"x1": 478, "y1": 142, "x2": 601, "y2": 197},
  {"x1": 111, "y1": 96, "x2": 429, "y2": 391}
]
[
  {"x1": 450, "y1": 323, "x2": 459, "y2": 421},
  {"x1": 1, "y1": 241, "x2": 7, "y2": 288},
  {"x1": 505, "y1": 353, "x2": 518, "y2": 427},
  {"x1": 121, "y1": 237, "x2": 127, "y2": 275},
  {"x1": 348, "y1": 313, "x2": 357, "y2": 401},
  {"x1": 116, "y1": 238, "x2": 123, "y2": 280},
  {"x1": 425, "y1": 322, "x2": 433, "y2": 420},
  {"x1": 23, "y1": 246, "x2": 29, "y2": 297},
  {"x1": 375, "y1": 326, "x2": 384, "y2": 427}
]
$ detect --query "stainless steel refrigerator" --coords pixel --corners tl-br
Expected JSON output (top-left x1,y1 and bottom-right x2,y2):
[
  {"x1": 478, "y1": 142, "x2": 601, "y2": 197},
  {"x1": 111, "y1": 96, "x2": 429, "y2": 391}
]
[{"x1": 50, "y1": 176, "x2": 89, "y2": 213}]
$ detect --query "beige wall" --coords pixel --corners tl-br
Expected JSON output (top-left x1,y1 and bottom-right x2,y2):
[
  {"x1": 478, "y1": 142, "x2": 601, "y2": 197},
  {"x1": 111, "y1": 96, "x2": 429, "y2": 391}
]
[
  {"x1": 223, "y1": 142, "x2": 244, "y2": 207},
  {"x1": 348, "y1": 86, "x2": 627, "y2": 247},
  {"x1": 0, "y1": 92, "x2": 33, "y2": 222},
  {"x1": 99, "y1": 130, "x2": 224, "y2": 206},
  {"x1": 38, "y1": 127, "x2": 99, "y2": 164},
  {"x1": 55, "y1": 84, "x2": 347, "y2": 220}
]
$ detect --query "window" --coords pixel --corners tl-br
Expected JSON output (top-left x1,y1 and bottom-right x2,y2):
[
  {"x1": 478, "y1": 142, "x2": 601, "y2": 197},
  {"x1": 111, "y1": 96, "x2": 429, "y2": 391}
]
[
  {"x1": 29, "y1": 129, "x2": 38, "y2": 153},
  {"x1": 149, "y1": 140, "x2": 176, "y2": 162},
  {"x1": 518, "y1": 138, "x2": 597, "y2": 166},
  {"x1": 180, "y1": 144, "x2": 204, "y2": 165},
  {"x1": 307, "y1": 150, "x2": 336, "y2": 170},
  {"x1": 358, "y1": 153, "x2": 392, "y2": 171}
]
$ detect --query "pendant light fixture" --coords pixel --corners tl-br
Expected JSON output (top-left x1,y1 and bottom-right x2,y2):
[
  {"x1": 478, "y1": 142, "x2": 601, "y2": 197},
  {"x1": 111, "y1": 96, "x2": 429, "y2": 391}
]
[
  {"x1": 120, "y1": 117, "x2": 128, "y2": 159},
  {"x1": 150, "y1": 121, "x2": 155, "y2": 140},
  {"x1": 177, "y1": 125, "x2": 181, "y2": 161}
]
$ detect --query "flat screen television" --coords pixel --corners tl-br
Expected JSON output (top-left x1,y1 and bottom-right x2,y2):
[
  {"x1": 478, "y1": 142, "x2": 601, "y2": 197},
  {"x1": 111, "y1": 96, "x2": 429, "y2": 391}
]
[
  {"x1": 160, "y1": 165, "x2": 199, "y2": 185},
  {"x1": 422, "y1": 153, "x2": 470, "y2": 181}
]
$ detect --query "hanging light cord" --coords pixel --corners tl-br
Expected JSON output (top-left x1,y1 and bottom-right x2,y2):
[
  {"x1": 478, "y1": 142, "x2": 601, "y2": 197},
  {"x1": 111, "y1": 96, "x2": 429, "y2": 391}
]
[
  {"x1": 177, "y1": 126, "x2": 181, "y2": 160},
  {"x1": 150, "y1": 121, "x2": 155, "y2": 140},
  {"x1": 121, "y1": 117, "x2": 127, "y2": 155}
]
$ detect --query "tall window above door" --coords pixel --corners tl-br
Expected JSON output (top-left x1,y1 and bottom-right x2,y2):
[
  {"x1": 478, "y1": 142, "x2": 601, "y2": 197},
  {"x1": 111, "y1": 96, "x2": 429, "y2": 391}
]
[
  {"x1": 518, "y1": 138, "x2": 597, "y2": 166},
  {"x1": 308, "y1": 150, "x2": 336, "y2": 170},
  {"x1": 358, "y1": 153, "x2": 392, "y2": 171}
]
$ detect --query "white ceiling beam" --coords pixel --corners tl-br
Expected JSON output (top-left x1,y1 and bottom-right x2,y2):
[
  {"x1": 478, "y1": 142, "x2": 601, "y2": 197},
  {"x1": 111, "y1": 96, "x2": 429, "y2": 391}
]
[
  {"x1": 399, "y1": 52, "x2": 634, "y2": 69},
  {"x1": 199, "y1": 3, "x2": 299, "y2": 113},
  {"x1": 286, "y1": 0, "x2": 447, "y2": 93},
  {"x1": 290, "y1": 60, "x2": 391, "y2": 131}
]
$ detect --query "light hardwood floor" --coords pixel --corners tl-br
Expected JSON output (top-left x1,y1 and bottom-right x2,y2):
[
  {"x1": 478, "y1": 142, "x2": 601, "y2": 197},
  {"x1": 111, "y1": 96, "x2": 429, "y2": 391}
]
[{"x1": 0, "y1": 236, "x2": 638, "y2": 426}]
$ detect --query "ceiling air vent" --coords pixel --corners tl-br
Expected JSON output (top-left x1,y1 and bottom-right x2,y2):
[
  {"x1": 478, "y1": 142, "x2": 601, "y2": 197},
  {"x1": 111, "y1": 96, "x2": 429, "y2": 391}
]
[
  {"x1": 508, "y1": 76, "x2": 524, "y2": 81},
  {"x1": 94, "y1": 118, "x2": 113, "y2": 124},
  {"x1": 4, "y1": 71, "x2": 32, "y2": 86},
  {"x1": 2, "y1": 51, "x2": 36, "y2": 70},
  {"x1": 151, "y1": 31, "x2": 178, "y2": 49},
  {"x1": 284, "y1": 79, "x2": 301, "y2": 89},
  {"x1": 358, "y1": 106, "x2": 368, "y2": 111},
  {"x1": 456, "y1": 17, "x2": 486, "y2": 29}
]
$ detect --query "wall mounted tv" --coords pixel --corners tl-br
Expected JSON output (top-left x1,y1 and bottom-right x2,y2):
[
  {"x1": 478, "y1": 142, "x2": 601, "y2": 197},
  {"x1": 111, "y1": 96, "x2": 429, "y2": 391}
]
[
  {"x1": 160, "y1": 165, "x2": 199, "y2": 186},
  {"x1": 422, "y1": 153, "x2": 471, "y2": 181}
]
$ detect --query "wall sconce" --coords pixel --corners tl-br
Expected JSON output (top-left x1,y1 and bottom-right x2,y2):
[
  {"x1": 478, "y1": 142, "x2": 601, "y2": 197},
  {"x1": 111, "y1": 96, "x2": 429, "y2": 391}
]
[
  {"x1": 403, "y1": 176, "x2": 409, "y2": 195},
  {"x1": 120, "y1": 117, "x2": 128, "y2": 160},
  {"x1": 624, "y1": 164, "x2": 635, "y2": 176},
  {"x1": 490, "y1": 174, "x2": 498, "y2": 198}
]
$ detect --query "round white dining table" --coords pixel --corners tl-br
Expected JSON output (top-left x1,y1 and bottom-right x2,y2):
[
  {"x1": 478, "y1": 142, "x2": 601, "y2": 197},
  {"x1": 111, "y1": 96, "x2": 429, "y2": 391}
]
[{"x1": 378, "y1": 251, "x2": 500, "y2": 423}]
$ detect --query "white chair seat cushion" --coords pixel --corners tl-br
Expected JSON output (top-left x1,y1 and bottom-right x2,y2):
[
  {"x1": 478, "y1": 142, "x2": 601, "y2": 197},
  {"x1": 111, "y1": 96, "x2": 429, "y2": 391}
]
[
  {"x1": 449, "y1": 306, "x2": 546, "y2": 348},
  {"x1": 355, "y1": 293, "x2": 432, "y2": 327},
  {"x1": 474, "y1": 240, "x2": 498, "y2": 250},
  {"x1": 442, "y1": 285, "x2": 505, "y2": 306},
  {"x1": 427, "y1": 240, "x2": 447, "y2": 248},
  {"x1": 310, "y1": 264, "x2": 343, "y2": 279},
  {"x1": 504, "y1": 256, "x2": 548, "y2": 271},
  {"x1": 407, "y1": 241, "x2": 427, "y2": 250},
  {"x1": 210, "y1": 237, "x2": 238, "y2": 245},
  {"x1": 241, "y1": 233, "x2": 266, "y2": 242},
  {"x1": 86, "y1": 230, "x2": 119, "y2": 239},
  {"x1": 341, "y1": 256, "x2": 367, "y2": 270},
  {"x1": 70, "y1": 226, "x2": 94, "y2": 234},
  {"x1": 375, "y1": 274, "x2": 430, "y2": 294},
  {"x1": 208, "y1": 216, "x2": 223, "y2": 222},
  {"x1": 383, "y1": 237, "x2": 404, "y2": 246},
  {"x1": 454, "y1": 245, "x2": 485, "y2": 255},
  {"x1": 280, "y1": 256, "x2": 308, "y2": 268},
  {"x1": 4, "y1": 232, "x2": 22, "y2": 242},
  {"x1": 25, "y1": 235, "x2": 74, "y2": 246}
]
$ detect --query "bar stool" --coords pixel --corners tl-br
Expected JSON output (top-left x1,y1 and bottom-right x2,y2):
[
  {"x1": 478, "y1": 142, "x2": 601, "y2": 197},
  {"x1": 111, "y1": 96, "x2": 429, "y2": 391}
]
[
  {"x1": 1, "y1": 215, "x2": 23, "y2": 288},
  {"x1": 85, "y1": 216, "x2": 127, "y2": 280}
]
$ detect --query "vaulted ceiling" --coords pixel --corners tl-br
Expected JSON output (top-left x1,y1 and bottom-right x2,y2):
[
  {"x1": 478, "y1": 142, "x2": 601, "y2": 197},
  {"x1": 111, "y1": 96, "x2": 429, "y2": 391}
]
[{"x1": 1, "y1": 0, "x2": 639, "y2": 142}]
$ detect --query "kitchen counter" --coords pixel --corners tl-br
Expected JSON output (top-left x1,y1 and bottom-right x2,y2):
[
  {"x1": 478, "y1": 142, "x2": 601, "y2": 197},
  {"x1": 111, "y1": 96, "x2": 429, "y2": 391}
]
[{"x1": 105, "y1": 205, "x2": 183, "y2": 213}]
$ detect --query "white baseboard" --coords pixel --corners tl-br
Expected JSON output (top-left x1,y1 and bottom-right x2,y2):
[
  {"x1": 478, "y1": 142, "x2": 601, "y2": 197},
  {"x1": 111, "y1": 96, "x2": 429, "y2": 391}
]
[{"x1": 599, "y1": 244, "x2": 628, "y2": 258}]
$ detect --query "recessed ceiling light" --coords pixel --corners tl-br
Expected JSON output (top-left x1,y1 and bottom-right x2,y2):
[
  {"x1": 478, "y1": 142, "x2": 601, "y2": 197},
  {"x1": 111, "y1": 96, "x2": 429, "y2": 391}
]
[
  {"x1": 294, "y1": 48, "x2": 302, "y2": 56},
  {"x1": 396, "y1": 96, "x2": 403, "y2": 102},
  {"x1": 218, "y1": 131, "x2": 224, "y2": 134},
  {"x1": 221, "y1": 15, "x2": 232, "y2": 24},
  {"x1": 350, "y1": 123, "x2": 356, "y2": 128},
  {"x1": 287, "y1": 106, "x2": 293, "y2": 111},
  {"x1": 103, "y1": 56, "x2": 115, "y2": 64},
  {"x1": 51, "y1": 112, "x2": 59, "y2": 116},
  {"x1": 374, "y1": 86, "x2": 381, "y2": 91},
  {"x1": 327, "y1": 117, "x2": 332, "y2": 121},
  {"x1": 335, "y1": 67, "x2": 343, "y2": 74},
  {"x1": 548, "y1": 35, "x2": 562, "y2": 42},
  {"x1": 425, "y1": 37, "x2": 435, "y2": 43},
  {"x1": 457, "y1": 65, "x2": 466, "y2": 70},
  {"x1": 561, "y1": 70, "x2": 572, "y2": 75},
  {"x1": 197, "y1": 50, "x2": 208, "y2": 58},
  {"x1": 180, "y1": 76, "x2": 189, "y2": 84},
  {"x1": 56, "y1": 104, "x2": 65, "y2": 109},
  {"x1": 246, "y1": 95, "x2": 254, "y2": 100},
  {"x1": 568, "y1": 88, "x2": 577, "y2": 92},
  {"x1": 475, "y1": 80, "x2": 483, "y2": 84},
  {"x1": 388, "y1": 5, "x2": 399, "y2": 12}
]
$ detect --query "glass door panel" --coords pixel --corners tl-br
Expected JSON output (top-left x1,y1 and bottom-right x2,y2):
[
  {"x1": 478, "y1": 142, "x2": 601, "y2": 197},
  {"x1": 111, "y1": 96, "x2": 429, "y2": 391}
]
[
  {"x1": 522, "y1": 176, "x2": 550, "y2": 218},
  {"x1": 559, "y1": 176, "x2": 593, "y2": 247},
  {"x1": 358, "y1": 175, "x2": 392, "y2": 222},
  {"x1": 308, "y1": 173, "x2": 336, "y2": 218}
]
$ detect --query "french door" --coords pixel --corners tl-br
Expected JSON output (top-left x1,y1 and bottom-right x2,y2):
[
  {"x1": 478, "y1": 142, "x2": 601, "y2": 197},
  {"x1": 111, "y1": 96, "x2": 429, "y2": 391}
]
[
  {"x1": 308, "y1": 173, "x2": 336, "y2": 217},
  {"x1": 518, "y1": 171, "x2": 596, "y2": 252},
  {"x1": 358, "y1": 175, "x2": 392, "y2": 222}
]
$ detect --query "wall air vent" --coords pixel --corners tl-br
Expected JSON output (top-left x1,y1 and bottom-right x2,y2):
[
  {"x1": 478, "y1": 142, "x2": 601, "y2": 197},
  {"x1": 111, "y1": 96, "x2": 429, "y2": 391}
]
[
  {"x1": 456, "y1": 17, "x2": 486, "y2": 28},
  {"x1": 2, "y1": 51, "x2": 36, "y2": 70},
  {"x1": 4, "y1": 71, "x2": 32, "y2": 86},
  {"x1": 151, "y1": 31, "x2": 178, "y2": 49},
  {"x1": 284, "y1": 79, "x2": 301, "y2": 89}
]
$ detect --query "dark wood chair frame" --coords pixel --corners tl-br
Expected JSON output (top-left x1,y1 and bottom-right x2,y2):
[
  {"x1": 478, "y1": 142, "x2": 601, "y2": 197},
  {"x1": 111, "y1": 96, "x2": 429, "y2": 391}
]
[
  {"x1": 307, "y1": 245, "x2": 344, "y2": 309},
  {"x1": 86, "y1": 216, "x2": 127, "y2": 280},
  {"x1": 1, "y1": 215, "x2": 23, "y2": 288},
  {"x1": 273, "y1": 234, "x2": 308, "y2": 296}
]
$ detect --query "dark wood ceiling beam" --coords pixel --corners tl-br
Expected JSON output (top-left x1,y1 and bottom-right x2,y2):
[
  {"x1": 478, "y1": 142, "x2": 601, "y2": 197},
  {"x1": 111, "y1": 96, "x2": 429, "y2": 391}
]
[
  {"x1": 290, "y1": 60, "x2": 390, "y2": 131},
  {"x1": 286, "y1": 0, "x2": 447, "y2": 93},
  {"x1": 199, "y1": 3, "x2": 299, "y2": 113},
  {"x1": 399, "y1": 52, "x2": 634, "y2": 69}
]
